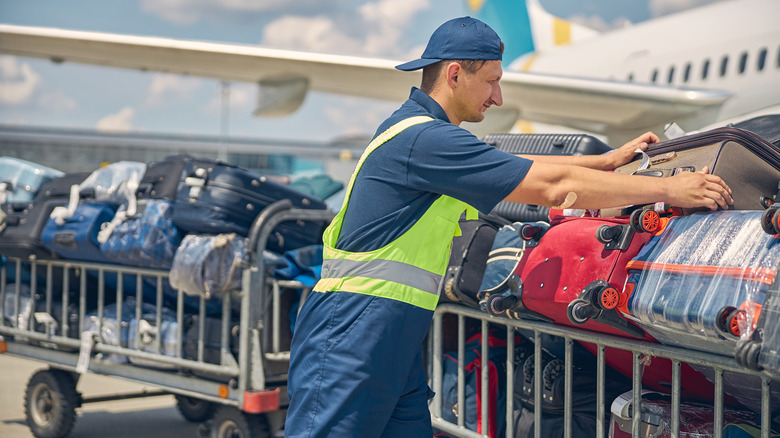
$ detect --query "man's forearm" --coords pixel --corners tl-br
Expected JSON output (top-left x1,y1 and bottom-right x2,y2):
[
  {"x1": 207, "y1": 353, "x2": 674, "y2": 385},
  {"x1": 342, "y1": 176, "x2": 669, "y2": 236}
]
[{"x1": 518, "y1": 153, "x2": 616, "y2": 171}]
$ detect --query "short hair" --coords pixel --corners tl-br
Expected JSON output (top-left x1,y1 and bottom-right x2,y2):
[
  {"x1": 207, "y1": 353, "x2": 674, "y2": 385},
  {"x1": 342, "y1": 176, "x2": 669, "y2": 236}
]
[{"x1": 420, "y1": 42, "x2": 505, "y2": 93}]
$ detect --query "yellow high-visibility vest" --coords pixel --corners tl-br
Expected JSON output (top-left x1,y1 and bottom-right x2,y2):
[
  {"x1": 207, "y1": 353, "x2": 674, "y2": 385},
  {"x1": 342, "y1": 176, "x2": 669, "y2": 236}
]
[{"x1": 314, "y1": 116, "x2": 477, "y2": 311}]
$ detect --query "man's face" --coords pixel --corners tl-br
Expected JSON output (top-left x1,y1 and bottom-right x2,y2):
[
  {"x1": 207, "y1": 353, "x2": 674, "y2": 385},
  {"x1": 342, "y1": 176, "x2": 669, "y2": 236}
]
[{"x1": 454, "y1": 60, "x2": 503, "y2": 124}]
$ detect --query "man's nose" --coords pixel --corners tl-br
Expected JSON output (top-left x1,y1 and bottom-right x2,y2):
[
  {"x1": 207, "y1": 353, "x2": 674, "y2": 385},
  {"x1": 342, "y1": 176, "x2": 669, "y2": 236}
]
[{"x1": 491, "y1": 83, "x2": 503, "y2": 107}]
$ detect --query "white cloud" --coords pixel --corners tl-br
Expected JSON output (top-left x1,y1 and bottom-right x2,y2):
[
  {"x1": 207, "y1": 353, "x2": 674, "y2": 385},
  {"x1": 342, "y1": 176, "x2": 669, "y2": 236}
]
[
  {"x1": 0, "y1": 56, "x2": 41, "y2": 105},
  {"x1": 96, "y1": 107, "x2": 136, "y2": 133},
  {"x1": 649, "y1": 0, "x2": 723, "y2": 17},
  {"x1": 261, "y1": 0, "x2": 429, "y2": 57},
  {"x1": 146, "y1": 74, "x2": 202, "y2": 107},
  {"x1": 140, "y1": 0, "x2": 317, "y2": 25},
  {"x1": 322, "y1": 96, "x2": 396, "y2": 137}
]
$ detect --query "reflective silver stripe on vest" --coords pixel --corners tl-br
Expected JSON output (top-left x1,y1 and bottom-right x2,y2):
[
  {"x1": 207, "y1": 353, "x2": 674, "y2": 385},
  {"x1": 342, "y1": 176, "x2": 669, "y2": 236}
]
[{"x1": 320, "y1": 258, "x2": 442, "y2": 296}]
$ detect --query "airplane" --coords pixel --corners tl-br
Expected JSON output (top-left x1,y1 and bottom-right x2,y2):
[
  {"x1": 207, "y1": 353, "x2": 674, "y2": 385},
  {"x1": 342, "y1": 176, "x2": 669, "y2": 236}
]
[{"x1": 0, "y1": 0, "x2": 778, "y2": 145}]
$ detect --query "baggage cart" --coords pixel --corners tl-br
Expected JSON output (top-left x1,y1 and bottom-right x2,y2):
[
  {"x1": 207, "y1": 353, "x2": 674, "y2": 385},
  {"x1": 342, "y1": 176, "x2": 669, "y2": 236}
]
[
  {"x1": 428, "y1": 303, "x2": 779, "y2": 438},
  {"x1": 0, "y1": 200, "x2": 334, "y2": 438}
]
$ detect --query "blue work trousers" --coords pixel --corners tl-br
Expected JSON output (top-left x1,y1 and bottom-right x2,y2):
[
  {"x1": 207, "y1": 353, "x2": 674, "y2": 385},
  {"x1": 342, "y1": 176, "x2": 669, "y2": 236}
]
[{"x1": 285, "y1": 290, "x2": 435, "y2": 437}]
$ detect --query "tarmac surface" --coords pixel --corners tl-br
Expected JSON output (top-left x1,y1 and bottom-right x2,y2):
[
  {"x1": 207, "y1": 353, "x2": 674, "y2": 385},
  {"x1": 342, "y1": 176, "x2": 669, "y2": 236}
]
[{"x1": 0, "y1": 353, "x2": 200, "y2": 438}]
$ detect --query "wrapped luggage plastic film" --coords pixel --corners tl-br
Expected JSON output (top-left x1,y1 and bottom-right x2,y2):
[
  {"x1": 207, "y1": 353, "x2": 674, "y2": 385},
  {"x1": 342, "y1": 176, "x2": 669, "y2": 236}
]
[
  {"x1": 619, "y1": 211, "x2": 779, "y2": 351},
  {"x1": 169, "y1": 233, "x2": 248, "y2": 300}
]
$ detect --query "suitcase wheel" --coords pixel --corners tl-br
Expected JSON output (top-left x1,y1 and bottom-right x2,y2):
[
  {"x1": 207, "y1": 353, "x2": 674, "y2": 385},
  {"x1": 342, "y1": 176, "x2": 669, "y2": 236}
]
[
  {"x1": 567, "y1": 299, "x2": 594, "y2": 325},
  {"x1": 542, "y1": 358, "x2": 564, "y2": 390},
  {"x1": 598, "y1": 286, "x2": 620, "y2": 310},
  {"x1": 716, "y1": 306, "x2": 737, "y2": 335},
  {"x1": 629, "y1": 209, "x2": 661, "y2": 233},
  {"x1": 760, "y1": 207, "x2": 780, "y2": 235},
  {"x1": 728, "y1": 309, "x2": 748, "y2": 337}
]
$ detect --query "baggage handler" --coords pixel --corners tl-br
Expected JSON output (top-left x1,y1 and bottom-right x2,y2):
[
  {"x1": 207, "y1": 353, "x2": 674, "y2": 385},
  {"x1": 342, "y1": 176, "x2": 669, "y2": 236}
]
[{"x1": 285, "y1": 16, "x2": 733, "y2": 438}]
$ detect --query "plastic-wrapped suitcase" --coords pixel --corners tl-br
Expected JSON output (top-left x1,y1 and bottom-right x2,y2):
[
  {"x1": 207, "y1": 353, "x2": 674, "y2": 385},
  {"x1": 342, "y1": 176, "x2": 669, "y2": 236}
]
[
  {"x1": 737, "y1": 238, "x2": 780, "y2": 379},
  {"x1": 611, "y1": 125, "x2": 780, "y2": 212},
  {"x1": 482, "y1": 133, "x2": 613, "y2": 222},
  {"x1": 0, "y1": 172, "x2": 89, "y2": 259},
  {"x1": 481, "y1": 215, "x2": 719, "y2": 401},
  {"x1": 608, "y1": 390, "x2": 769, "y2": 438},
  {"x1": 0, "y1": 157, "x2": 63, "y2": 204},
  {"x1": 617, "y1": 210, "x2": 780, "y2": 413},
  {"x1": 99, "y1": 199, "x2": 182, "y2": 269},
  {"x1": 137, "y1": 155, "x2": 328, "y2": 253},
  {"x1": 41, "y1": 202, "x2": 118, "y2": 263},
  {"x1": 618, "y1": 211, "x2": 780, "y2": 356},
  {"x1": 168, "y1": 233, "x2": 247, "y2": 301}
]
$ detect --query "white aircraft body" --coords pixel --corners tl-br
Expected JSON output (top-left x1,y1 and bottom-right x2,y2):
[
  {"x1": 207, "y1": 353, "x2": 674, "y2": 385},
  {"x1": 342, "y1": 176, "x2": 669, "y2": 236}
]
[{"x1": 0, "y1": 0, "x2": 777, "y2": 144}]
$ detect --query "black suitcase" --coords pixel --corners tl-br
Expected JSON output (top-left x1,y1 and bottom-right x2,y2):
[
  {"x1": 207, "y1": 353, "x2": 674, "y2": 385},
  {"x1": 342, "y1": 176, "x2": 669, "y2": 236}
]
[
  {"x1": 440, "y1": 212, "x2": 511, "y2": 308},
  {"x1": 612, "y1": 126, "x2": 780, "y2": 212},
  {"x1": 0, "y1": 172, "x2": 90, "y2": 259},
  {"x1": 482, "y1": 133, "x2": 613, "y2": 222},
  {"x1": 137, "y1": 155, "x2": 328, "y2": 253},
  {"x1": 733, "y1": 114, "x2": 780, "y2": 148}
]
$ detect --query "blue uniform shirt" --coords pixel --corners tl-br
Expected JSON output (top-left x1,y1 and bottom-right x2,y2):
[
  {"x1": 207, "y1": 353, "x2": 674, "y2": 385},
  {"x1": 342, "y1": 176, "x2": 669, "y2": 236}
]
[{"x1": 336, "y1": 87, "x2": 533, "y2": 252}]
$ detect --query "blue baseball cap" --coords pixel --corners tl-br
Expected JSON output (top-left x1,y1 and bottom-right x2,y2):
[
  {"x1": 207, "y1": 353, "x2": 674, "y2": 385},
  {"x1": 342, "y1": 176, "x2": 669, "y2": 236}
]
[{"x1": 395, "y1": 16, "x2": 503, "y2": 71}]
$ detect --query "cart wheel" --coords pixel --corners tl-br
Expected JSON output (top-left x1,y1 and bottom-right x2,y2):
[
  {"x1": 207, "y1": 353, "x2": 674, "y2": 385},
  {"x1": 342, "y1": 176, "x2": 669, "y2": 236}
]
[
  {"x1": 727, "y1": 309, "x2": 747, "y2": 337},
  {"x1": 761, "y1": 208, "x2": 780, "y2": 235},
  {"x1": 24, "y1": 369, "x2": 79, "y2": 438},
  {"x1": 210, "y1": 406, "x2": 270, "y2": 438},
  {"x1": 598, "y1": 286, "x2": 620, "y2": 310},
  {"x1": 175, "y1": 395, "x2": 218, "y2": 422}
]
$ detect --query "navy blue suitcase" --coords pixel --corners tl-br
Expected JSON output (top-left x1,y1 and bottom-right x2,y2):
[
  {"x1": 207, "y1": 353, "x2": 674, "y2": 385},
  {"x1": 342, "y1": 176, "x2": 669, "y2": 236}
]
[
  {"x1": 481, "y1": 133, "x2": 613, "y2": 222},
  {"x1": 41, "y1": 202, "x2": 117, "y2": 263},
  {"x1": 0, "y1": 172, "x2": 90, "y2": 260},
  {"x1": 138, "y1": 155, "x2": 328, "y2": 253}
]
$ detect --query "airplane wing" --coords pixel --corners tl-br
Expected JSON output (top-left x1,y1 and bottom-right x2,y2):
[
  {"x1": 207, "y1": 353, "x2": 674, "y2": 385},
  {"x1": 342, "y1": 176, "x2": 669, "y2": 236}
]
[{"x1": 0, "y1": 24, "x2": 731, "y2": 140}]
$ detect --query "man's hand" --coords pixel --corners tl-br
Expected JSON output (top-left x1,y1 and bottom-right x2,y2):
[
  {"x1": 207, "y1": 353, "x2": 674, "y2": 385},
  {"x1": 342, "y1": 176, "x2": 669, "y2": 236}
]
[
  {"x1": 606, "y1": 131, "x2": 661, "y2": 170},
  {"x1": 665, "y1": 167, "x2": 734, "y2": 211}
]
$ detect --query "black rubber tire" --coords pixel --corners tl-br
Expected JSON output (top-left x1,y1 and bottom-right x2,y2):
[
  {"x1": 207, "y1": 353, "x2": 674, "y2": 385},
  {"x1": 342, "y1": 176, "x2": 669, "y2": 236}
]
[
  {"x1": 211, "y1": 406, "x2": 270, "y2": 438},
  {"x1": 567, "y1": 300, "x2": 591, "y2": 325},
  {"x1": 761, "y1": 208, "x2": 779, "y2": 235},
  {"x1": 24, "y1": 369, "x2": 80, "y2": 438},
  {"x1": 716, "y1": 306, "x2": 737, "y2": 334},
  {"x1": 175, "y1": 395, "x2": 218, "y2": 423}
]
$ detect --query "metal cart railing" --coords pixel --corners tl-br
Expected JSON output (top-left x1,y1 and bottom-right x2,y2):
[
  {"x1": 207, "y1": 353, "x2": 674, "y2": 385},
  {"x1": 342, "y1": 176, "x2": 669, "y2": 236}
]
[
  {"x1": 427, "y1": 303, "x2": 778, "y2": 438},
  {"x1": 0, "y1": 200, "x2": 334, "y2": 438}
]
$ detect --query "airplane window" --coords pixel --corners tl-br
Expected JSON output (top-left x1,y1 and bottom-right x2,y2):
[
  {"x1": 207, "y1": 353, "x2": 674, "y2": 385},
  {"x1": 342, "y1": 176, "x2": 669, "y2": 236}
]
[
  {"x1": 683, "y1": 63, "x2": 691, "y2": 82},
  {"x1": 720, "y1": 55, "x2": 729, "y2": 77},
  {"x1": 739, "y1": 52, "x2": 748, "y2": 74},
  {"x1": 667, "y1": 66, "x2": 675, "y2": 83},
  {"x1": 701, "y1": 59, "x2": 710, "y2": 80},
  {"x1": 776, "y1": 45, "x2": 780, "y2": 68},
  {"x1": 651, "y1": 69, "x2": 658, "y2": 83},
  {"x1": 757, "y1": 48, "x2": 767, "y2": 71}
]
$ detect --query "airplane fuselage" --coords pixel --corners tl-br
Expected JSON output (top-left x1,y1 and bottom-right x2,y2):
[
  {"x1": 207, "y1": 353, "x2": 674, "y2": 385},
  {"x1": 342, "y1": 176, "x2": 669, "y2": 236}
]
[{"x1": 513, "y1": 0, "x2": 780, "y2": 134}]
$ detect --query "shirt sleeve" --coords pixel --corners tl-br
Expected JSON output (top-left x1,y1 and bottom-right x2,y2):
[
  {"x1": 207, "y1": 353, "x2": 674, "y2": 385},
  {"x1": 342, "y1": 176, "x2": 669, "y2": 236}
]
[{"x1": 405, "y1": 122, "x2": 533, "y2": 213}]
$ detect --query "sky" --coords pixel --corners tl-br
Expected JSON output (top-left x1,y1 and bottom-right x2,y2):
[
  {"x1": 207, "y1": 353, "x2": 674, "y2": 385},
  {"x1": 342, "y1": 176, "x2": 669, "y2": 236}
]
[{"x1": 0, "y1": 0, "x2": 721, "y2": 143}]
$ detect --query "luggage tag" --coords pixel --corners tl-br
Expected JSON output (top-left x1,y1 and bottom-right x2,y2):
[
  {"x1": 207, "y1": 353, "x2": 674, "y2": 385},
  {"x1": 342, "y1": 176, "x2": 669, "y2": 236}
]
[
  {"x1": 33, "y1": 312, "x2": 58, "y2": 337},
  {"x1": 76, "y1": 330, "x2": 97, "y2": 374}
]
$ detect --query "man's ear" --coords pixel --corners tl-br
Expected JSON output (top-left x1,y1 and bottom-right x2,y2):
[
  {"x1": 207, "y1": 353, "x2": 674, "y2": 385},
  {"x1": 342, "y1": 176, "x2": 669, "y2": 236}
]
[{"x1": 446, "y1": 62, "x2": 461, "y2": 88}]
